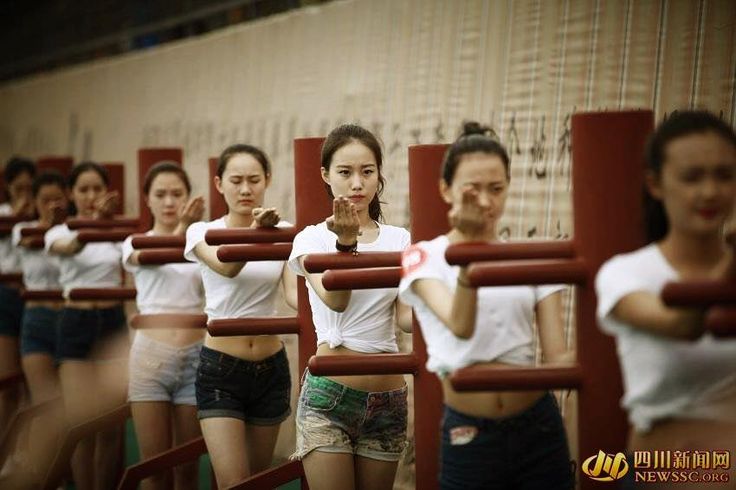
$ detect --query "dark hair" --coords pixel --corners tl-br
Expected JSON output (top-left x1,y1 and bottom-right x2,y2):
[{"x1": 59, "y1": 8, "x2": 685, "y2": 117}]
[
  {"x1": 69, "y1": 162, "x2": 109, "y2": 189},
  {"x1": 644, "y1": 110, "x2": 736, "y2": 242},
  {"x1": 441, "y1": 121, "x2": 510, "y2": 185},
  {"x1": 4, "y1": 157, "x2": 36, "y2": 186},
  {"x1": 321, "y1": 124, "x2": 385, "y2": 222},
  {"x1": 216, "y1": 144, "x2": 271, "y2": 179},
  {"x1": 32, "y1": 170, "x2": 66, "y2": 197},
  {"x1": 143, "y1": 161, "x2": 191, "y2": 195}
]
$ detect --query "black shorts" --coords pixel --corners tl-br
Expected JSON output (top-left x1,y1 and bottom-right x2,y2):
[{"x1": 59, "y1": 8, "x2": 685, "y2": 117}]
[
  {"x1": 195, "y1": 345, "x2": 291, "y2": 425},
  {"x1": 57, "y1": 305, "x2": 127, "y2": 360}
]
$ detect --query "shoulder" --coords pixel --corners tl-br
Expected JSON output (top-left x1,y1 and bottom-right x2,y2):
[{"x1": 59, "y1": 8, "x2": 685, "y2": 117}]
[
  {"x1": 379, "y1": 224, "x2": 411, "y2": 244},
  {"x1": 401, "y1": 236, "x2": 448, "y2": 275},
  {"x1": 597, "y1": 244, "x2": 661, "y2": 283}
]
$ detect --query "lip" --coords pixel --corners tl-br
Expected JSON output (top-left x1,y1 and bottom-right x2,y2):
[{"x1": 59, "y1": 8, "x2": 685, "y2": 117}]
[
  {"x1": 697, "y1": 209, "x2": 720, "y2": 220},
  {"x1": 348, "y1": 195, "x2": 366, "y2": 201},
  {"x1": 238, "y1": 200, "x2": 255, "y2": 205}
]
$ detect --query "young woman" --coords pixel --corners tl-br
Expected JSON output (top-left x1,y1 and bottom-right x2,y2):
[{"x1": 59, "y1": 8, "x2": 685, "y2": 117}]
[
  {"x1": 13, "y1": 171, "x2": 68, "y2": 404},
  {"x1": 596, "y1": 111, "x2": 736, "y2": 489},
  {"x1": 398, "y1": 122, "x2": 574, "y2": 490},
  {"x1": 44, "y1": 162, "x2": 128, "y2": 490},
  {"x1": 122, "y1": 162, "x2": 205, "y2": 490},
  {"x1": 288, "y1": 124, "x2": 412, "y2": 490},
  {"x1": 0, "y1": 157, "x2": 35, "y2": 427},
  {"x1": 184, "y1": 144, "x2": 297, "y2": 488}
]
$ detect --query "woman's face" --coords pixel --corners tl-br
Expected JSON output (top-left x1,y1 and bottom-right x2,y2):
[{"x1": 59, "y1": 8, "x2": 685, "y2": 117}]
[
  {"x1": 321, "y1": 141, "x2": 379, "y2": 213},
  {"x1": 71, "y1": 170, "x2": 107, "y2": 217},
  {"x1": 215, "y1": 153, "x2": 270, "y2": 216},
  {"x1": 8, "y1": 171, "x2": 33, "y2": 205},
  {"x1": 648, "y1": 131, "x2": 736, "y2": 238},
  {"x1": 35, "y1": 184, "x2": 67, "y2": 223},
  {"x1": 146, "y1": 172, "x2": 189, "y2": 227},
  {"x1": 441, "y1": 151, "x2": 509, "y2": 231}
]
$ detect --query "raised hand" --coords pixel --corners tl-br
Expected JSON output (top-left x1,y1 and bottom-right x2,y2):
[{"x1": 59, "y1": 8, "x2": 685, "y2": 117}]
[
  {"x1": 325, "y1": 196, "x2": 360, "y2": 245},
  {"x1": 49, "y1": 202, "x2": 68, "y2": 226},
  {"x1": 179, "y1": 196, "x2": 206, "y2": 227},
  {"x1": 448, "y1": 187, "x2": 489, "y2": 241},
  {"x1": 94, "y1": 191, "x2": 120, "y2": 219},
  {"x1": 12, "y1": 195, "x2": 35, "y2": 219},
  {"x1": 252, "y1": 207, "x2": 280, "y2": 228}
]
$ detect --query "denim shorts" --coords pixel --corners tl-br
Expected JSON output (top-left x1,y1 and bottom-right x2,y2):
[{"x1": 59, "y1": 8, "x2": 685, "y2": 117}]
[
  {"x1": 195, "y1": 345, "x2": 291, "y2": 425},
  {"x1": 440, "y1": 392, "x2": 574, "y2": 490},
  {"x1": 292, "y1": 371, "x2": 408, "y2": 462},
  {"x1": 57, "y1": 305, "x2": 127, "y2": 360},
  {"x1": 0, "y1": 283, "x2": 24, "y2": 337},
  {"x1": 20, "y1": 306, "x2": 61, "y2": 357},
  {"x1": 128, "y1": 334, "x2": 202, "y2": 405}
]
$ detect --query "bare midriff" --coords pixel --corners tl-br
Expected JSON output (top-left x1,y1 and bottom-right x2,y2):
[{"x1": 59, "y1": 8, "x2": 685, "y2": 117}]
[
  {"x1": 442, "y1": 361, "x2": 545, "y2": 419},
  {"x1": 204, "y1": 333, "x2": 283, "y2": 361},
  {"x1": 314, "y1": 344, "x2": 406, "y2": 393},
  {"x1": 139, "y1": 327, "x2": 204, "y2": 347},
  {"x1": 25, "y1": 300, "x2": 63, "y2": 310},
  {"x1": 65, "y1": 299, "x2": 121, "y2": 310}
]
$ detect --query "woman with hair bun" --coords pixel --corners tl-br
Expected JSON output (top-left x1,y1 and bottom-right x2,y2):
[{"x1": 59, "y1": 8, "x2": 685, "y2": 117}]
[{"x1": 399, "y1": 122, "x2": 574, "y2": 490}]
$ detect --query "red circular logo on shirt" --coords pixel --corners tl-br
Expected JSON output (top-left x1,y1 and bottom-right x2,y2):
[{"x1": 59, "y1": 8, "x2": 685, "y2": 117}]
[{"x1": 401, "y1": 245, "x2": 427, "y2": 277}]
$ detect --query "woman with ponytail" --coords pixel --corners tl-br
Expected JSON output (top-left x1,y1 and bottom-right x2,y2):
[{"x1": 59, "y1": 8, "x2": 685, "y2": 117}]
[
  {"x1": 288, "y1": 124, "x2": 412, "y2": 490},
  {"x1": 596, "y1": 111, "x2": 736, "y2": 489}
]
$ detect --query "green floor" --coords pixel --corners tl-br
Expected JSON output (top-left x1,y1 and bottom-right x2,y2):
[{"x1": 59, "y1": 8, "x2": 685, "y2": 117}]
[{"x1": 67, "y1": 419, "x2": 300, "y2": 489}]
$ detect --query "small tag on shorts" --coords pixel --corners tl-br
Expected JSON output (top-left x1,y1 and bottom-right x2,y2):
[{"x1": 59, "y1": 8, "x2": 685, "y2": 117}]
[{"x1": 449, "y1": 426, "x2": 478, "y2": 445}]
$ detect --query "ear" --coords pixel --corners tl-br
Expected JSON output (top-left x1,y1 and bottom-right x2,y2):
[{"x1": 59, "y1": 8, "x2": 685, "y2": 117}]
[
  {"x1": 214, "y1": 176, "x2": 224, "y2": 195},
  {"x1": 264, "y1": 173, "x2": 272, "y2": 188},
  {"x1": 645, "y1": 170, "x2": 663, "y2": 200},
  {"x1": 144, "y1": 195, "x2": 151, "y2": 209},
  {"x1": 321, "y1": 167, "x2": 330, "y2": 186},
  {"x1": 439, "y1": 179, "x2": 453, "y2": 205}
]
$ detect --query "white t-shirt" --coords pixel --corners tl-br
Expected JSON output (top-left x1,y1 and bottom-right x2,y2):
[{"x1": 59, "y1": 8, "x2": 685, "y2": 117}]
[
  {"x1": 399, "y1": 235, "x2": 564, "y2": 374},
  {"x1": 122, "y1": 232, "x2": 203, "y2": 314},
  {"x1": 288, "y1": 221, "x2": 411, "y2": 353},
  {"x1": 12, "y1": 221, "x2": 61, "y2": 290},
  {"x1": 184, "y1": 218, "x2": 287, "y2": 320},
  {"x1": 0, "y1": 203, "x2": 22, "y2": 273},
  {"x1": 44, "y1": 224, "x2": 123, "y2": 295},
  {"x1": 596, "y1": 243, "x2": 736, "y2": 432}
]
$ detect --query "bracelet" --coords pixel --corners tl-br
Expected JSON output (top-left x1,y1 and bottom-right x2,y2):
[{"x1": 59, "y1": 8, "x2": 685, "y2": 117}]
[
  {"x1": 335, "y1": 239, "x2": 358, "y2": 254},
  {"x1": 456, "y1": 276, "x2": 473, "y2": 288}
]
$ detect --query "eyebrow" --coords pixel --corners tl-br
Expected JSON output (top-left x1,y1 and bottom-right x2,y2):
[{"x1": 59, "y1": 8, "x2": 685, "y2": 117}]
[{"x1": 335, "y1": 163, "x2": 377, "y2": 168}]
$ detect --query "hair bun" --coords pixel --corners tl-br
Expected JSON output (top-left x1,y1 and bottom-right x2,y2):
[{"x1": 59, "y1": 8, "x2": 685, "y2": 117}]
[{"x1": 461, "y1": 121, "x2": 494, "y2": 138}]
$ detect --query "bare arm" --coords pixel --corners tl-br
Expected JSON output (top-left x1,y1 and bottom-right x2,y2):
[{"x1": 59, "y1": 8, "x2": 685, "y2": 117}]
[
  {"x1": 395, "y1": 298, "x2": 413, "y2": 333},
  {"x1": 409, "y1": 267, "x2": 478, "y2": 339},
  {"x1": 611, "y1": 292, "x2": 704, "y2": 340},
  {"x1": 299, "y1": 255, "x2": 352, "y2": 312},
  {"x1": 536, "y1": 291, "x2": 574, "y2": 365},
  {"x1": 281, "y1": 264, "x2": 298, "y2": 310},
  {"x1": 48, "y1": 234, "x2": 85, "y2": 256}
]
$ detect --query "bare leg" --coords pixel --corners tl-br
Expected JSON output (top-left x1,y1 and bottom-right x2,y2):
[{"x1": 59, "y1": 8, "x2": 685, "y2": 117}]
[
  {"x1": 172, "y1": 404, "x2": 201, "y2": 490},
  {"x1": 59, "y1": 361, "x2": 97, "y2": 490},
  {"x1": 131, "y1": 402, "x2": 172, "y2": 490},
  {"x1": 354, "y1": 456, "x2": 399, "y2": 490},
  {"x1": 302, "y1": 451, "x2": 356, "y2": 490},
  {"x1": 94, "y1": 359, "x2": 128, "y2": 490},
  {"x1": 200, "y1": 417, "x2": 248, "y2": 488},
  {"x1": 244, "y1": 423, "x2": 281, "y2": 475}
]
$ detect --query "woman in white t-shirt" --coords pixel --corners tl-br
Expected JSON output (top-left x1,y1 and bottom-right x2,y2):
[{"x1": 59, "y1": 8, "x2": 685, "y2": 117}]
[
  {"x1": 596, "y1": 111, "x2": 736, "y2": 488},
  {"x1": 288, "y1": 124, "x2": 412, "y2": 490},
  {"x1": 0, "y1": 157, "x2": 35, "y2": 428},
  {"x1": 45, "y1": 162, "x2": 128, "y2": 490},
  {"x1": 122, "y1": 162, "x2": 205, "y2": 490},
  {"x1": 184, "y1": 144, "x2": 297, "y2": 488},
  {"x1": 398, "y1": 123, "x2": 574, "y2": 490},
  {"x1": 13, "y1": 171, "x2": 67, "y2": 404}
]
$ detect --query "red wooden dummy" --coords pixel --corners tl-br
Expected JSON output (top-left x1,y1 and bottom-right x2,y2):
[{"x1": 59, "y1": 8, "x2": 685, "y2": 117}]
[
  {"x1": 37, "y1": 156, "x2": 73, "y2": 177},
  {"x1": 208, "y1": 157, "x2": 228, "y2": 220}
]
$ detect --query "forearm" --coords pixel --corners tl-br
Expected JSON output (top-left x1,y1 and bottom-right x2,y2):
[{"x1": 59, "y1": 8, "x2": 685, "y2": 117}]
[
  {"x1": 49, "y1": 237, "x2": 84, "y2": 256},
  {"x1": 449, "y1": 278, "x2": 478, "y2": 339}
]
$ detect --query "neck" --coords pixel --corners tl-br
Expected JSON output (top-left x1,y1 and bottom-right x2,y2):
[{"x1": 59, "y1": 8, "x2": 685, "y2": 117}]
[
  {"x1": 659, "y1": 229, "x2": 727, "y2": 270},
  {"x1": 447, "y1": 225, "x2": 497, "y2": 244},
  {"x1": 225, "y1": 211, "x2": 253, "y2": 228},
  {"x1": 152, "y1": 221, "x2": 177, "y2": 235},
  {"x1": 357, "y1": 209, "x2": 376, "y2": 230}
]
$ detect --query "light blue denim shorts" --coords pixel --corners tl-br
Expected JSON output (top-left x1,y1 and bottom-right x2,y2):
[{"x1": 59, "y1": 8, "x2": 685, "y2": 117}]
[{"x1": 128, "y1": 334, "x2": 203, "y2": 406}]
